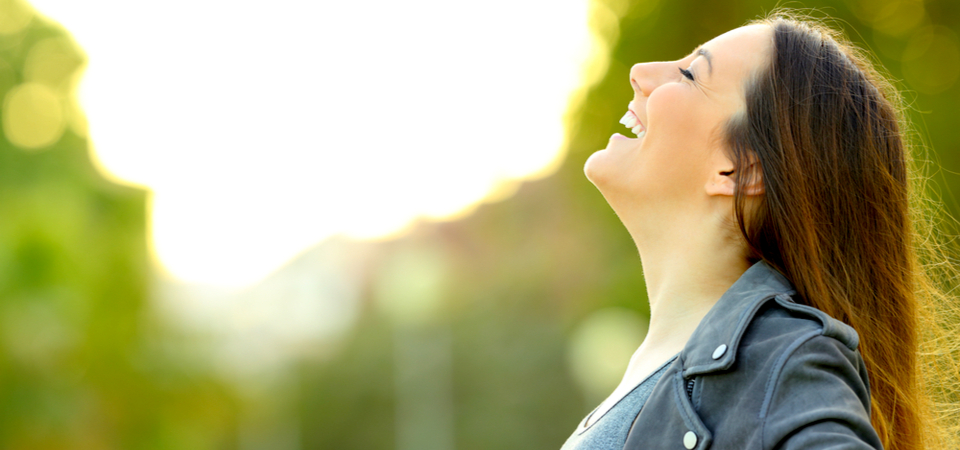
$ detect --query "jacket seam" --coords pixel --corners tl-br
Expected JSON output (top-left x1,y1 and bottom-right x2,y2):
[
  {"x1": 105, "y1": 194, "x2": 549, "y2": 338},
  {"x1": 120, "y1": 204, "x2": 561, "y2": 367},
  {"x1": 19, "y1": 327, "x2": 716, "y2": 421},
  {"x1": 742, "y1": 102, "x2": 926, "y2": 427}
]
[
  {"x1": 758, "y1": 328, "x2": 823, "y2": 449},
  {"x1": 773, "y1": 296, "x2": 859, "y2": 350}
]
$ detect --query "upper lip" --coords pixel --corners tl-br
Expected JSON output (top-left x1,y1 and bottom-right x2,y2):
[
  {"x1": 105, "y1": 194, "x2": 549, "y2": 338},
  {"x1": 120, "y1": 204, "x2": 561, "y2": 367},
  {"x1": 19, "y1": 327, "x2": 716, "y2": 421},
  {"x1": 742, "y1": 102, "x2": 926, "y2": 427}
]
[{"x1": 628, "y1": 102, "x2": 645, "y2": 130}]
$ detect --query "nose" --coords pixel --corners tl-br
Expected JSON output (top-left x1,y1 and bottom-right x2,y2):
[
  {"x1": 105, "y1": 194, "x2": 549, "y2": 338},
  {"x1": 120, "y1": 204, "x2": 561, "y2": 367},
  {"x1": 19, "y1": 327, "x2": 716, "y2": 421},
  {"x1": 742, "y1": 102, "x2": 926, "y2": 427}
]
[{"x1": 630, "y1": 61, "x2": 675, "y2": 97}]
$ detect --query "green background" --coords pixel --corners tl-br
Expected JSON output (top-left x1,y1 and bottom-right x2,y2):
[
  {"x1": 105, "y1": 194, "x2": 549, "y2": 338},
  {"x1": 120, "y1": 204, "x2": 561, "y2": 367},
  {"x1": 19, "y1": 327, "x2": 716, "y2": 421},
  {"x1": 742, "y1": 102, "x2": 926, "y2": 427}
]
[{"x1": 0, "y1": 0, "x2": 955, "y2": 448}]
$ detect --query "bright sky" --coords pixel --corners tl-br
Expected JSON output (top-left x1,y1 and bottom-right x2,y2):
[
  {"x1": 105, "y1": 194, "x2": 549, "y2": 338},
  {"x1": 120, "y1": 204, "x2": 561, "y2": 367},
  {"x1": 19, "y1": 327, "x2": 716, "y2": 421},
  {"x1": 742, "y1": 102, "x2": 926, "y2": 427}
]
[{"x1": 26, "y1": 0, "x2": 599, "y2": 288}]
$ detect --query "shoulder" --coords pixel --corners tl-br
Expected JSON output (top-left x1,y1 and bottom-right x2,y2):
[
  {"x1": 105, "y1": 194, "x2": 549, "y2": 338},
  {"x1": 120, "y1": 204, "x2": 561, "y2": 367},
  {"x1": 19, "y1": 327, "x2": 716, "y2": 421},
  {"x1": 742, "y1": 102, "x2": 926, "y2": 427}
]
[
  {"x1": 733, "y1": 295, "x2": 862, "y2": 381},
  {"x1": 746, "y1": 295, "x2": 860, "y2": 351},
  {"x1": 733, "y1": 297, "x2": 882, "y2": 449},
  {"x1": 739, "y1": 296, "x2": 872, "y2": 411}
]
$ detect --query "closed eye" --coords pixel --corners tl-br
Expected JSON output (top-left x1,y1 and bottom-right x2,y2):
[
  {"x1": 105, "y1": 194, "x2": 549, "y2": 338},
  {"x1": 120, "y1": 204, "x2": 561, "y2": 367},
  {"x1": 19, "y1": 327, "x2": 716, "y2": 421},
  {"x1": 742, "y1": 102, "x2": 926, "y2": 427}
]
[{"x1": 679, "y1": 67, "x2": 695, "y2": 81}]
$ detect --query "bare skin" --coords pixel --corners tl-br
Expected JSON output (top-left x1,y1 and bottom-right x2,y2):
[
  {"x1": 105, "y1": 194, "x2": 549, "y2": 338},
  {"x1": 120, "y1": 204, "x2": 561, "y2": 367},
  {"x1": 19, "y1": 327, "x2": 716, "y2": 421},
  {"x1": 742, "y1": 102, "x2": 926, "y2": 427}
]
[{"x1": 581, "y1": 24, "x2": 772, "y2": 427}]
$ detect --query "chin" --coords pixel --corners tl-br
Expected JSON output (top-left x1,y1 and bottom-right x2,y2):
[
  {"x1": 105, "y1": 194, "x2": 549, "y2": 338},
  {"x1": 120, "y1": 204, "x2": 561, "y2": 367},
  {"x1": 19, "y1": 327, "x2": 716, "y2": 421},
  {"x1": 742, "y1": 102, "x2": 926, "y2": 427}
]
[{"x1": 583, "y1": 149, "x2": 611, "y2": 187}]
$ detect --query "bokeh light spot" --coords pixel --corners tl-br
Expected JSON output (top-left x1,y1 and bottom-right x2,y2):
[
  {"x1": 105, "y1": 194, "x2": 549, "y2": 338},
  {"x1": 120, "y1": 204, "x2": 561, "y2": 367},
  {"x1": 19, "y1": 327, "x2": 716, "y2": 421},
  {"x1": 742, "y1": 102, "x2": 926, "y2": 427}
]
[
  {"x1": 566, "y1": 307, "x2": 647, "y2": 402},
  {"x1": 589, "y1": 1, "x2": 621, "y2": 47},
  {"x1": 0, "y1": 0, "x2": 32, "y2": 35},
  {"x1": 374, "y1": 246, "x2": 449, "y2": 327},
  {"x1": 871, "y1": 0, "x2": 926, "y2": 37},
  {"x1": 24, "y1": 36, "x2": 85, "y2": 91},
  {"x1": 902, "y1": 26, "x2": 960, "y2": 95},
  {"x1": 3, "y1": 82, "x2": 65, "y2": 150}
]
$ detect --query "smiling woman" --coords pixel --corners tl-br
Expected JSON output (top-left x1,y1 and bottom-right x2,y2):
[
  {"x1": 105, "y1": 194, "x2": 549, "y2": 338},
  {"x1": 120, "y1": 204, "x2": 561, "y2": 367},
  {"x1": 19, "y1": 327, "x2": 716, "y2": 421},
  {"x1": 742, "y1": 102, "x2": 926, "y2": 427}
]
[
  {"x1": 567, "y1": 10, "x2": 958, "y2": 450},
  {"x1": 585, "y1": 25, "x2": 769, "y2": 224}
]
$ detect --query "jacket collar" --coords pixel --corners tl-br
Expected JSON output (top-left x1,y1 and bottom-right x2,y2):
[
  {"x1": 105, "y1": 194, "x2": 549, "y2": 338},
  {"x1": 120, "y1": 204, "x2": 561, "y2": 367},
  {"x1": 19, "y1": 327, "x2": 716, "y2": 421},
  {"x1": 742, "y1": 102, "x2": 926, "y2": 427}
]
[{"x1": 679, "y1": 260, "x2": 796, "y2": 377}]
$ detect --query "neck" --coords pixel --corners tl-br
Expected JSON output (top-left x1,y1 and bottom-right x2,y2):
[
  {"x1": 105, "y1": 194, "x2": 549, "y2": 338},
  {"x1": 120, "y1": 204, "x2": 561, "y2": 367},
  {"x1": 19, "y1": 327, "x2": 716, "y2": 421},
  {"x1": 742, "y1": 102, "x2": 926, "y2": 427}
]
[{"x1": 626, "y1": 208, "x2": 751, "y2": 354}]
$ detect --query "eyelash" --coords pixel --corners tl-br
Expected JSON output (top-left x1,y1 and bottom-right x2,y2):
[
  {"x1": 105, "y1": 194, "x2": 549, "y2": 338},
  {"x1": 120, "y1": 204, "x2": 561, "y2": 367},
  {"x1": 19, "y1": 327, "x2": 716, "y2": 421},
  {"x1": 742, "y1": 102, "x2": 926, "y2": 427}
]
[{"x1": 678, "y1": 67, "x2": 695, "y2": 81}]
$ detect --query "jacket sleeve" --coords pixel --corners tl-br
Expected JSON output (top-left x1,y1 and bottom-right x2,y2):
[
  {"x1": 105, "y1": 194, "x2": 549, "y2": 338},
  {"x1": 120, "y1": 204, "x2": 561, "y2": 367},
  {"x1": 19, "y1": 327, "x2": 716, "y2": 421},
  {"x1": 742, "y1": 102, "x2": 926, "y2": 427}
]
[{"x1": 761, "y1": 334, "x2": 884, "y2": 450}]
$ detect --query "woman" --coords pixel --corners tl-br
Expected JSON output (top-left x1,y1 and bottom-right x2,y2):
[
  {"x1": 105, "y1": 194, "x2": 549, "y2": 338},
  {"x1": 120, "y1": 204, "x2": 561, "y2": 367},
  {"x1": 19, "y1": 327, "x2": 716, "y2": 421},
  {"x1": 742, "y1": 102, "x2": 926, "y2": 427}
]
[{"x1": 563, "y1": 13, "x2": 956, "y2": 450}]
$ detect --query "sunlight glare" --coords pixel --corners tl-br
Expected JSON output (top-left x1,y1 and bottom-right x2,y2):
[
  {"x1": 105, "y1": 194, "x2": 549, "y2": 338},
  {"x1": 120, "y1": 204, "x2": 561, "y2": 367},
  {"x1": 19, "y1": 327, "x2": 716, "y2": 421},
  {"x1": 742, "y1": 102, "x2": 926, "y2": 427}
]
[{"x1": 27, "y1": 0, "x2": 596, "y2": 287}]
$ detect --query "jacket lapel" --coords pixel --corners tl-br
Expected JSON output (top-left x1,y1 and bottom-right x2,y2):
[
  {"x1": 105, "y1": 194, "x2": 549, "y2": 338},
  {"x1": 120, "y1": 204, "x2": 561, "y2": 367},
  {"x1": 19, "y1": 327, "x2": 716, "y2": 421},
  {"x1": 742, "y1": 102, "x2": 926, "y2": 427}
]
[{"x1": 679, "y1": 261, "x2": 795, "y2": 377}]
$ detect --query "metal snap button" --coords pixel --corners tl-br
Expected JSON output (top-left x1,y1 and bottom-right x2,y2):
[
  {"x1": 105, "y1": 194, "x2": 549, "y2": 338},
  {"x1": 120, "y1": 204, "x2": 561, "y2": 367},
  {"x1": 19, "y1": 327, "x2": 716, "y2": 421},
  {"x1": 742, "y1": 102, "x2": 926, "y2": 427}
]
[
  {"x1": 712, "y1": 344, "x2": 727, "y2": 359},
  {"x1": 683, "y1": 430, "x2": 698, "y2": 449}
]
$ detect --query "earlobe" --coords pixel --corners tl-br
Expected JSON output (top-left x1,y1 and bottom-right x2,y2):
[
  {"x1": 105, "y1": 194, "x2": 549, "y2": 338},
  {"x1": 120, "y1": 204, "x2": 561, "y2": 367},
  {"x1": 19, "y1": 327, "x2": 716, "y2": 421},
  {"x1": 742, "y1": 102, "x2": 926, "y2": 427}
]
[{"x1": 705, "y1": 170, "x2": 737, "y2": 196}]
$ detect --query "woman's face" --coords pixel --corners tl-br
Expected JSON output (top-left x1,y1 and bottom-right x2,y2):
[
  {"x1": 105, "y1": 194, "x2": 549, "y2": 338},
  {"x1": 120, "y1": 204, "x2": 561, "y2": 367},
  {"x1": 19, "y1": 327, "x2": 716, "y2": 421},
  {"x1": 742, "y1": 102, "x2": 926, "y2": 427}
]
[{"x1": 584, "y1": 25, "x2": 772, "y2": 216}]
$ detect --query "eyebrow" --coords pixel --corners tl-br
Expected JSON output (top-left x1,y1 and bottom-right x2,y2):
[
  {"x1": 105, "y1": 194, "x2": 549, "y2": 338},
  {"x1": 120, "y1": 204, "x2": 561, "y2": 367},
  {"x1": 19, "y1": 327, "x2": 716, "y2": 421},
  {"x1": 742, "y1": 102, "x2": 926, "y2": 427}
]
[{"x1": 695, "y1": 46, "x2": 713, "y2": 77}]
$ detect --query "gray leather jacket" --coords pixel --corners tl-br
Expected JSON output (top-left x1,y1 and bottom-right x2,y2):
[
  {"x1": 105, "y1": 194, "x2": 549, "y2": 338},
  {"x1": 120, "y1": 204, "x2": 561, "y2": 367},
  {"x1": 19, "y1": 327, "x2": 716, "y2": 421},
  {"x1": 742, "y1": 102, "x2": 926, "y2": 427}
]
[{"x1": 623, "y1": 261, "x2": 883, "y2": 450}]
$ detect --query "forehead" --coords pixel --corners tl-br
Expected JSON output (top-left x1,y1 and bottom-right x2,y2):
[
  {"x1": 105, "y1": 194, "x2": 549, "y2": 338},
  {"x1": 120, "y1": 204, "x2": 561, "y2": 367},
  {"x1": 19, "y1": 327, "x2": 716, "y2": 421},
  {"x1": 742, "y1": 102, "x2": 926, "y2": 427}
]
[{"x1": 694, "y1": 24, "x2": 772, "y2": 90}]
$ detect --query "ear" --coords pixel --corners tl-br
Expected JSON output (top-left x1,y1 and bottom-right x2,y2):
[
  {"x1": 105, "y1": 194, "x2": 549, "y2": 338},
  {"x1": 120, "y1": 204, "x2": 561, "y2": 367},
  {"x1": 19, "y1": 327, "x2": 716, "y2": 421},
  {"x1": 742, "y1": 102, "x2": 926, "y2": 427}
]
[{"x1": 704, "y1": 158, "x2": 764, "y2": 197}]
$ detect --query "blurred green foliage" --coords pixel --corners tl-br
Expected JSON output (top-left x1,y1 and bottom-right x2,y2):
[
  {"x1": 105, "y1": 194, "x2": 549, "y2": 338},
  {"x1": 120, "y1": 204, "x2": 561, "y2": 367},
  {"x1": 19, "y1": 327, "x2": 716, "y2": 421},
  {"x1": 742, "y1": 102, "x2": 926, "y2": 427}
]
[
  {"x1": 0, "y1": 5, "x2": 240, "y2": 450},
  {"x1": 2, "y1": 0, "x2": 959, "y2": 449}
]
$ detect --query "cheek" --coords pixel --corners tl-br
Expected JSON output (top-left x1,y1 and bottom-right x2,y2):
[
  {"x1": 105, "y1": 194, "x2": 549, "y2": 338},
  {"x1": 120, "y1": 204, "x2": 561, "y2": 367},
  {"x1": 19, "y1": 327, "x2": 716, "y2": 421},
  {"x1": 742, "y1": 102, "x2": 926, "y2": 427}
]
[
  {"x1": 647, "y1": 85, "x2": 696, "y2": 138},
  {"x1": 638, "y1": 86, "x2": 721, "y2": 196},
  {"x1": 644, "y1": 86, "x2": 698, "y2": 167},
  {"x1": 647, "y1": 85, "x2": 726, "y2": 156}
]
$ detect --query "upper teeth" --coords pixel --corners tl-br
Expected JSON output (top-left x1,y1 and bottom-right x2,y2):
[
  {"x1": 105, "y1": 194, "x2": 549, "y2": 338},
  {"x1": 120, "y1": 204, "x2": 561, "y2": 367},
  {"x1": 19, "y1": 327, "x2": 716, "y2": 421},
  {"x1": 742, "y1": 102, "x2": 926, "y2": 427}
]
[{"x1": 619, "y1": 109, "x2": 645, "y2": 137}]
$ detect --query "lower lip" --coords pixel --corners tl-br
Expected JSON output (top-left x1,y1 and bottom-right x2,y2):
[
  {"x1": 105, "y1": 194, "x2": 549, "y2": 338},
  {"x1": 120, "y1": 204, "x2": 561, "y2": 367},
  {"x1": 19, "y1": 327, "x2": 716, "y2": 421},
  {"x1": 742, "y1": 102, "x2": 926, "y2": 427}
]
[{"x1": 611, "y1": 131, "x2": 644, "y2": 141}]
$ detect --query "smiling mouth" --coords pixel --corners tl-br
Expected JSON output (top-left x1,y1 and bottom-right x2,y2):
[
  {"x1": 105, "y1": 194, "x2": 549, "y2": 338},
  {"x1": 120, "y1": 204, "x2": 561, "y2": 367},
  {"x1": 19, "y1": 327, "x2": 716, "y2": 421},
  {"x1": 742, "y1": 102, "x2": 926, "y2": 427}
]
[{"x1": 618, "y1": 102, "x2": 646, "y2": 138}]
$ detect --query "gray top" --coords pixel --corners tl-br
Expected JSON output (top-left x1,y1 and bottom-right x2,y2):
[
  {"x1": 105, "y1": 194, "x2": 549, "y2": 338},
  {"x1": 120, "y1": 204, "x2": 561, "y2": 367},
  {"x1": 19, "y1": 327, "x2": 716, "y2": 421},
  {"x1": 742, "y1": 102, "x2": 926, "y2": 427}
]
[{"x1": 560, "y1": 355, "x2": 678, "y2": 450}]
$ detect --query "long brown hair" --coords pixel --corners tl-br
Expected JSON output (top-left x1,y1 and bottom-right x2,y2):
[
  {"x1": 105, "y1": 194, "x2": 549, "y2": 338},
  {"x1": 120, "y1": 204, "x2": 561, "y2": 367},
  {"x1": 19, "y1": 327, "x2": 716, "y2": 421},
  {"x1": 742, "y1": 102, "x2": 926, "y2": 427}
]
[{"x1": 724, "y1": 12, "x2": 959, "y2": 450}]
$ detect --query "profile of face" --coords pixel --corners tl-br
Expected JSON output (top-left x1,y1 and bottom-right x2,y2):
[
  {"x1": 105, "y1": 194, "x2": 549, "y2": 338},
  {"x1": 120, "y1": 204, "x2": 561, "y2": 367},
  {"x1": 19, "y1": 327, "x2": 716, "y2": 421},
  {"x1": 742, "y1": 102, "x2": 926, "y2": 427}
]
[{"x1": 584, "y1": 24, "x2": 772, "y2": 222}]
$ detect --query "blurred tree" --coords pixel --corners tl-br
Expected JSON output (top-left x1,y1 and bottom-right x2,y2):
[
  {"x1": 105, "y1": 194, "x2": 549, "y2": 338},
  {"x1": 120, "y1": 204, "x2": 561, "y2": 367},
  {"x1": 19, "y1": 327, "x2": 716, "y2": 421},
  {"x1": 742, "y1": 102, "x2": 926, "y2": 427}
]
[{"x1": 0, "y1": 3, "x2": 240, "y2": 449}]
